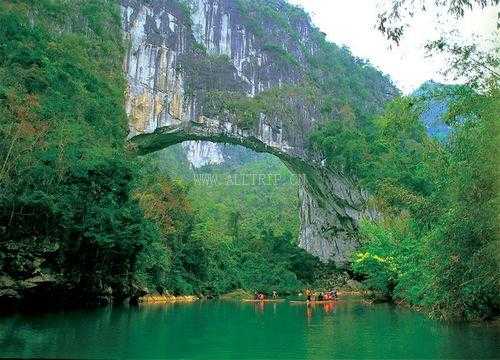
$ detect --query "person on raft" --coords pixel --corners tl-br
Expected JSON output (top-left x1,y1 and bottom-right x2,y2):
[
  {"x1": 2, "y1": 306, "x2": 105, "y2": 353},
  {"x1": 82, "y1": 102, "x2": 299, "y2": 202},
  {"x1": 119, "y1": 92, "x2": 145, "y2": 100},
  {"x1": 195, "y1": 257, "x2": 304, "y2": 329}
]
[
  {"x1": 326, "y1": 289, "x2": 337, "y2": 300},
  {"x1": 272, "y1": 291, "x2": 277, "y2": 299},
  {"x1": 254, "y1": 292, "x2": 265, "y2": 300},
  {"x1": 254, "y1": 292, "x2": 264, "y2": 300},
  {"x1": 305, "y1": 289, "x2": 312, "y2": 302},
  {"x1": 322, "y1": 289, "x2": 337, "y2": 301}
]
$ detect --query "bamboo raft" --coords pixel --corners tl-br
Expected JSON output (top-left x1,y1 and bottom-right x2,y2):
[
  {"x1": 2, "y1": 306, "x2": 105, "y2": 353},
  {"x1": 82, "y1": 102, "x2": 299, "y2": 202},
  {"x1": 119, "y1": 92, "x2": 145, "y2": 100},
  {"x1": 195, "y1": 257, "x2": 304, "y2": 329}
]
[
  {"x1": 242, "y1": 299, "x2": 285, "y2": 303},
  {"x1": 138, "y1": 295, "x2": 198, "y2": 304}
]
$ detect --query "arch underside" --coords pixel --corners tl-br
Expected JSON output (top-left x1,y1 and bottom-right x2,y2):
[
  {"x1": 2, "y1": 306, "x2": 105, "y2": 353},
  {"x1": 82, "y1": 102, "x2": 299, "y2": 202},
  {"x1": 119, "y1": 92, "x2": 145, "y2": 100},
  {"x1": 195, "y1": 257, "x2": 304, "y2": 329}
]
[{"x1": 131, "y1": 122, "x2": 374, "y2": 266}]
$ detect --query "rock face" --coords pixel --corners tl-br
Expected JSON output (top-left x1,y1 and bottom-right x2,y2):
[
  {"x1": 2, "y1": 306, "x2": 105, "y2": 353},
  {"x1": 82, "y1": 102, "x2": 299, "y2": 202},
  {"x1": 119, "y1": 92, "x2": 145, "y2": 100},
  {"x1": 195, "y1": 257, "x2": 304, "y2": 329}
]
[
  {"x1": 182, "y1": 141, "x2": 224, "y2": 168},
  {"x1": 121, "y1": 0, "x2": 393, "y2": 264}
]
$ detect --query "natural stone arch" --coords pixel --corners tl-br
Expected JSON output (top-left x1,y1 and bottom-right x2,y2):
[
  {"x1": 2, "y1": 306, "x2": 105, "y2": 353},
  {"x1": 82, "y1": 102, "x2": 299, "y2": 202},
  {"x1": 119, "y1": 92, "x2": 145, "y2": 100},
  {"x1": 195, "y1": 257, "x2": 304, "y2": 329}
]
[
  {"x1": 130, "y1": 116, "x2": 374, "y2": 265},
  {"x1": 121, "y1": 0, "x2": 386, "y2": 265}
]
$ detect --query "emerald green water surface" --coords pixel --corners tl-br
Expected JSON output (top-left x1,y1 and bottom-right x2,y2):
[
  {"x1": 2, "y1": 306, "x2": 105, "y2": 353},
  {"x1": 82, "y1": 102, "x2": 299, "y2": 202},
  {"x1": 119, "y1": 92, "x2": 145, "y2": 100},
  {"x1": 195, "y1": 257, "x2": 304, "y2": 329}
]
[{"x1": 0, "y1": 297, "x2": 498, "y2": 359}]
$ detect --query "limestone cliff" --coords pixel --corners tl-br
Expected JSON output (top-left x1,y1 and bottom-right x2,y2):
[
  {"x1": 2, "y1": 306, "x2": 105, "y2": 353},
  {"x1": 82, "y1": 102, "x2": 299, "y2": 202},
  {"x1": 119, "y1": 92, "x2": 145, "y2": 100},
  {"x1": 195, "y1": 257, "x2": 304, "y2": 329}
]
[{"x1": 121, "y1": 0, "x2": 397, "y2": 264}]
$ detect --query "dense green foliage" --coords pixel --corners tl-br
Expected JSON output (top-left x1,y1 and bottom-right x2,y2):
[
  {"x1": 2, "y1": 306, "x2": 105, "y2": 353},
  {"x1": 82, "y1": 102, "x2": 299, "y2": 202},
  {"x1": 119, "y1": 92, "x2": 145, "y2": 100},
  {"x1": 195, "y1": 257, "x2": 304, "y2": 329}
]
[
  {"x1": 1, "y1": 0, "x2": 496, "y2": 324},
  {"x1": 138, "y1": 147, "x2": 336, "y2": 295},
  {"x1": 0, "y1": 0, "x2": 340, "y2": 306},
  {"x1": 0, "y1": 0, "x2": 162, "y2": 303},
  {"x1": 312, "y1": 86, "x2": 499, "y2": 320}
]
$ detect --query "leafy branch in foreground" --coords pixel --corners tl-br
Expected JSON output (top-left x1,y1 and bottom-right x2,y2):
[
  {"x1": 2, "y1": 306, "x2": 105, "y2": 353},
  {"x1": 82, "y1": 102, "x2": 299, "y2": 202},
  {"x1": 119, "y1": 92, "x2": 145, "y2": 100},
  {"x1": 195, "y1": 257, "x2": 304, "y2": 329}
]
[
  {"x1": 425, "y1": 36, "x2": 500, "y2": 90},
  {"x1": 376, "y1": 0, "x2": 498, "y2": 44}
]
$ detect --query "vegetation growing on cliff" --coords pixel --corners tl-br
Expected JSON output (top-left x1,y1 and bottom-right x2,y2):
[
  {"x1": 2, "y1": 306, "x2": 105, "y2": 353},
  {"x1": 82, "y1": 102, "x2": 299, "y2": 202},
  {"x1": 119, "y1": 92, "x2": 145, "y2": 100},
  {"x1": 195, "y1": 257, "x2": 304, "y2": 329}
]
[
  {"x1": 301, "y1": 0, "x2": 499, "y2": 321},
  {"x1": 1, "y1": 0, "x2": 497, "y2": 324},
  {"x1": 311, "y1": 81, "x2": 499, "y2": 320},
  {"x1": 177, "y1": 0, "x2": 397, "y2": 131},
  {"x1": 0, "y1": 0, "x2": 335, "y2": 304},
  {"x1": 0, "y1": 0, "x2": 155, "y2": 304}
]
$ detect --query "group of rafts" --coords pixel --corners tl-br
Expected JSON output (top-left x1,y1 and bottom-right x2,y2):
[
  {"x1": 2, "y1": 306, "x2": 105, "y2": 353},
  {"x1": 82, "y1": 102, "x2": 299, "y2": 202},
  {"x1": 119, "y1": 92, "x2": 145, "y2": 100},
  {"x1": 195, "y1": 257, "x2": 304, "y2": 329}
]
[{"x1": 243, "y1": 289, "x2": 339, "y2": 304}]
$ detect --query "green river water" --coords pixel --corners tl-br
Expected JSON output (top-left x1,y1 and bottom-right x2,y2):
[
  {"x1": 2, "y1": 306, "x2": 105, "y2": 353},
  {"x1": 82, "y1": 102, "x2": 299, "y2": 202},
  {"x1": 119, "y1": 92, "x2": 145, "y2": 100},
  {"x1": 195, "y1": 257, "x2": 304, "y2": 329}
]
[{"x1": 0, "y1": 297, "x2": 498, "y2": 359}]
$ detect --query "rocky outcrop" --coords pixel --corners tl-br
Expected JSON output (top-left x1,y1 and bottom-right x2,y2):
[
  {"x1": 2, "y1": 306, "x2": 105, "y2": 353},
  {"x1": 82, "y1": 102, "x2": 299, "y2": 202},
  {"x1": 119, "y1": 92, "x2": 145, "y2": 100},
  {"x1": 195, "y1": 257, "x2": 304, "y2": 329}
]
[
  {"x1": 121, "y1": 0, "x2": 394, "y2": 264},
  {"x1": 0, "y1": 238, "x2": 140, "y2": 308},
  {"x1": 0, "y1": 238, "x2": 60, "y2": 307}
]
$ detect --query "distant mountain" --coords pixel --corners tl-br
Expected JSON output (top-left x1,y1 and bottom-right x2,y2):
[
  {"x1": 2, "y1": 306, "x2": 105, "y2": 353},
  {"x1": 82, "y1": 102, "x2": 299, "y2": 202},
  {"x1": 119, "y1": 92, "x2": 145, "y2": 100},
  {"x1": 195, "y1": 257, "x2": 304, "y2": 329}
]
[{"x1": 412, "y1": 81, "x2": 453, "y2": 141}]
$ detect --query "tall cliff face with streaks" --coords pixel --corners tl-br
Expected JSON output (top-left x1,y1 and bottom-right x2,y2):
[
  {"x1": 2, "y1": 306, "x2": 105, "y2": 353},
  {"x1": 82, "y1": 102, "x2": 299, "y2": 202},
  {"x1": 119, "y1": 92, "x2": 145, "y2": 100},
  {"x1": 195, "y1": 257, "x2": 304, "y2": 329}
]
[{"x1": 121, "y1": 0, "x2": 396, "y2": 264}]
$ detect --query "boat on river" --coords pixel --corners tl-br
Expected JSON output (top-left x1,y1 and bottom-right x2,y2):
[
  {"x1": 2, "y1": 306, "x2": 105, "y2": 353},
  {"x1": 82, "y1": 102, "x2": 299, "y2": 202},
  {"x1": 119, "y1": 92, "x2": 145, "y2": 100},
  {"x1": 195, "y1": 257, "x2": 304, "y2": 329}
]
[{"x1": 242, "y1": 299, "x2": 285, "y2": 303}]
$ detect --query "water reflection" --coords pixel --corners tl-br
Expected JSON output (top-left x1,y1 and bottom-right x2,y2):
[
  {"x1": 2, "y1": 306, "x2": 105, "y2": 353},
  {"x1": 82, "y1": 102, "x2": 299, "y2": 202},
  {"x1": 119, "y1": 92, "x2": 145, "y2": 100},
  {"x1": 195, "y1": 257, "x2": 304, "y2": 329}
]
[
  {"x1": 0, "y1": 298, "x2": 498, "y2": 359},
  {"x1": 323, "y1": 302, "x2": 334, "y2": 314}
]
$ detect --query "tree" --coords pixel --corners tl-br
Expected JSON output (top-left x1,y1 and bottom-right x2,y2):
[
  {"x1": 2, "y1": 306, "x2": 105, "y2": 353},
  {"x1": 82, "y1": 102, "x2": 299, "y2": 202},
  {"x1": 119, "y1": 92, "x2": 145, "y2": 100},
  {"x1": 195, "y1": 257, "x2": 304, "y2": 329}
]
[{"x1": 377, "y1": 0, "x2": 498, "y2": 44}]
